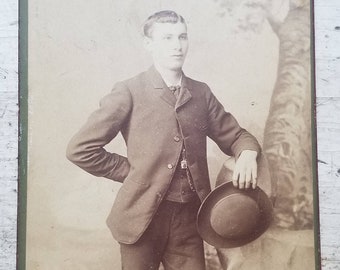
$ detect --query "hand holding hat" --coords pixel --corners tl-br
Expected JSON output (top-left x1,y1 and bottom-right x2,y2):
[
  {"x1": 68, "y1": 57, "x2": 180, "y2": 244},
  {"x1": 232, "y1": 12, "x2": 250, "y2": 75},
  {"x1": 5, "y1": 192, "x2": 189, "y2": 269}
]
[{"x1": 232, "y1": 150, "x2": 258, "y2": 190}]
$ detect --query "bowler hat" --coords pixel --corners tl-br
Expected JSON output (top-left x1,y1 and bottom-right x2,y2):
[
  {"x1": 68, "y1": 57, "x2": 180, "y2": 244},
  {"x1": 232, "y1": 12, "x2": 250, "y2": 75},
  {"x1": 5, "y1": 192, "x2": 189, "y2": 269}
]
[{"x1": 197, "y1": 181, "x2": 273, "y2": 248}]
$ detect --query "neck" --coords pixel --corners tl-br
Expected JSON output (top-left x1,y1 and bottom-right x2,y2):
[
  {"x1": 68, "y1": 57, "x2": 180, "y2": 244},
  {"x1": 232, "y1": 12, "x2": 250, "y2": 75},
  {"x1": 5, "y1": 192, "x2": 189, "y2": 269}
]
[{"x1": 154, "y1": 64, "x2": 182, "y2": 85}]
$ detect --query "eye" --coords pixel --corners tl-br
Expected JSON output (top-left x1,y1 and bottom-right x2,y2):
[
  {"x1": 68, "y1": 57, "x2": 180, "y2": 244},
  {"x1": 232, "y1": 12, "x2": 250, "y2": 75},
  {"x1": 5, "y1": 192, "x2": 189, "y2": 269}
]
[{"x1": 179, "y1": 34, "x2": 188, "y2": 40}]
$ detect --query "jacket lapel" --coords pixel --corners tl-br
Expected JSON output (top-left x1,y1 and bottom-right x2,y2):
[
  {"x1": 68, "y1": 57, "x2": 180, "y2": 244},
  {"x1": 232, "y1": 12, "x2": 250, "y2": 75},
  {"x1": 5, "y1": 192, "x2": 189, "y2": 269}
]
[
  {"x1": 146, "y1": 66, "x2": 176, "y2": 107},
  {"x1": 161, "y1": 88, "x2": 177, "y2": 108},
  {"x1": 146, "y1": 66, "x2": 192, "y2": 109},
  {"x1": 175, "y1": 77, "x2": 192, "y2": 110}
]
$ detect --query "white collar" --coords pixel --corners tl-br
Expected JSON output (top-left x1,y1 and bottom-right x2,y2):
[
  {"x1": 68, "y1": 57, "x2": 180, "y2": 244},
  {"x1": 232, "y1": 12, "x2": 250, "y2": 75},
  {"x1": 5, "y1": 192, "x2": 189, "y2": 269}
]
[{"x1": 163, "y1": 75, "x2": 183, "y2": 87}]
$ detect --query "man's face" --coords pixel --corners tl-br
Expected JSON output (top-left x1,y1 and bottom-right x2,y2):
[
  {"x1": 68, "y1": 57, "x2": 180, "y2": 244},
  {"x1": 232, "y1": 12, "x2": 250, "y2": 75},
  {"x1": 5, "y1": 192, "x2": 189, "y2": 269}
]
[{"x1": 145, "y1": 22, "x2": 189, "y2": 71}]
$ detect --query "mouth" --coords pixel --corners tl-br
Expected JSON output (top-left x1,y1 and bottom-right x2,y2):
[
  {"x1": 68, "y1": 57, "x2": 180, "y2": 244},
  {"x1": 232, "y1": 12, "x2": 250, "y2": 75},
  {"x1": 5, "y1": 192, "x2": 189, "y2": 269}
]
[{"x1": 171, "y1": 55, "x2": 183, "y2": 59}]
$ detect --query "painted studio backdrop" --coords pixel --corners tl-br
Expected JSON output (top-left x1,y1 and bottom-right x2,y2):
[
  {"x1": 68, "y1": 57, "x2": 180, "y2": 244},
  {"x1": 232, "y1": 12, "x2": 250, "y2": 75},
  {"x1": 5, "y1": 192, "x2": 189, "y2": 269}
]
[{"x1": 26, "y1": 0, "x2": 315, "y2": 269}]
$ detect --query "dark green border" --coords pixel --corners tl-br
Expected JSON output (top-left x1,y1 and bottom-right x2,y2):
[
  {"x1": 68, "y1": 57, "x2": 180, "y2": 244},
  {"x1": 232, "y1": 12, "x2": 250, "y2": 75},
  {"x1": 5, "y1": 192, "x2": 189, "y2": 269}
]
[
  {"x1": 18, "y1": 0, "x2": 28, "y2": 269},
  {"x1": 15, "y1": 1, "x2": 321, "y2": 269},
  {"x1": 310, "y1": 1, "x2": 321, "y2": 269}
]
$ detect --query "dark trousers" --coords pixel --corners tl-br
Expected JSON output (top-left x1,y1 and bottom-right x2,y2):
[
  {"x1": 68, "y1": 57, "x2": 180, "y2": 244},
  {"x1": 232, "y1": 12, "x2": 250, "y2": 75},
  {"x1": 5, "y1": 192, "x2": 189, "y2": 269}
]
[{"x1": 120, "y1": 198, "x2": 206, "y2": 270}]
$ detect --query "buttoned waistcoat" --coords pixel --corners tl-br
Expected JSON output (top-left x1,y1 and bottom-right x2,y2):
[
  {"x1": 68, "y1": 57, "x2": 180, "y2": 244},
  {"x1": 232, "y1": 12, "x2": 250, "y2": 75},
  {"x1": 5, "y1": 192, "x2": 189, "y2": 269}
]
[{"x1": 66, "y1": 66, "x2": 260, "y2": 244}]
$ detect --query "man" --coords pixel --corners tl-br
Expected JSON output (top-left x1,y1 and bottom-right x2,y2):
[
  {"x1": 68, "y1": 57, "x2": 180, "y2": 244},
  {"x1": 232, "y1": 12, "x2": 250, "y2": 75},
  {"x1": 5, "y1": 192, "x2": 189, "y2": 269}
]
[{"x1": 66, "y1": 10, "x2": 260, "y2": 270}]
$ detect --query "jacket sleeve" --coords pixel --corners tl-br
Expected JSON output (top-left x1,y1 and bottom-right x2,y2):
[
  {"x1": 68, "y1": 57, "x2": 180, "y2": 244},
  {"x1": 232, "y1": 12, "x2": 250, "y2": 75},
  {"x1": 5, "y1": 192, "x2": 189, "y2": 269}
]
[
  {"x1": 205, "y1": 85, "x2": 261, "y2": 158},
  {"x1": 66, "y1": 82, "x2": 132, "y2": 182}
]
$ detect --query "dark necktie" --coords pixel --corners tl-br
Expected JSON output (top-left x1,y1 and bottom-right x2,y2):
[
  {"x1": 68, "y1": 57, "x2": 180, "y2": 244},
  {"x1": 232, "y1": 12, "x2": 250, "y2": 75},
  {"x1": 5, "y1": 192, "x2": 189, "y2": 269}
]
[{"x1": 169, "y1": 85, "x2": 181, "y2": 99}]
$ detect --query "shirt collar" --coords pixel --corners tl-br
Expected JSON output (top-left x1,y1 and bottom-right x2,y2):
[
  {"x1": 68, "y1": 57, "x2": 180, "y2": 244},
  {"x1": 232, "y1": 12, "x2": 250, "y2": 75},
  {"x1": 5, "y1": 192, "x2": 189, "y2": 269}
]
[
  {"x1": 163, "y1": 75, "x2": 182, "y2": 88},
  {"x1": 147, "y1": 65, "x2": 189, "y2": 90}
]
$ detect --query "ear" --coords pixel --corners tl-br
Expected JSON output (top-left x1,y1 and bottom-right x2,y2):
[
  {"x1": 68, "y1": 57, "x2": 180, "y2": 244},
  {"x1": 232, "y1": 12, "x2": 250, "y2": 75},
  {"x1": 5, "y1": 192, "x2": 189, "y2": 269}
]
[{"x1": 143, "y1": 36, "x2": 153, "y2": 52}]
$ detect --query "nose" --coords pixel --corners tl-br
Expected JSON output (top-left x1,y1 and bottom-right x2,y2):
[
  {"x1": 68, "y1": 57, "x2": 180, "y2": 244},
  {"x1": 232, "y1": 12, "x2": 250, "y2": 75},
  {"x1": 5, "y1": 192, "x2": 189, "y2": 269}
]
[{"x1": 172, "y1": 38, "x2": 182, "y2": 51}]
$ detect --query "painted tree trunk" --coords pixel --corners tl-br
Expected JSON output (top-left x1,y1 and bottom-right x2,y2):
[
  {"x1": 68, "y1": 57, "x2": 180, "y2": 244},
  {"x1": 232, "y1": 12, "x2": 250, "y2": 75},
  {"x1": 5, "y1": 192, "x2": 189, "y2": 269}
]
[
  {"x1": 216, "y1": 3, "x2": 314, "y2": 270},
  {"x1": 263, "y1": 3, "x2": 313, "y2": 230}
]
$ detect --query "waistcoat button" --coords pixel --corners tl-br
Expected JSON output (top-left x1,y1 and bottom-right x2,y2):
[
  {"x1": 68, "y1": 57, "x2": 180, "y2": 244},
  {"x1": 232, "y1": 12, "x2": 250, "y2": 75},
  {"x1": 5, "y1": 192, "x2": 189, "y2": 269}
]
[
  {"x1": 174, "y1": 136, "x2": 180, "y2": 142},
  {"x1": 167, "y1": 164, "x2": 174, "y2": 169}
]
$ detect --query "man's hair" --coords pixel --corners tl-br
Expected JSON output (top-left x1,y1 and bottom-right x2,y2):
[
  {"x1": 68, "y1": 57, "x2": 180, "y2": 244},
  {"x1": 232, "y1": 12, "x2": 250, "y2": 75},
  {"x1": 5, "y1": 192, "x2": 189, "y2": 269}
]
[{"x1": 142, "y1": 10, "x2": 186, "y2": 38}]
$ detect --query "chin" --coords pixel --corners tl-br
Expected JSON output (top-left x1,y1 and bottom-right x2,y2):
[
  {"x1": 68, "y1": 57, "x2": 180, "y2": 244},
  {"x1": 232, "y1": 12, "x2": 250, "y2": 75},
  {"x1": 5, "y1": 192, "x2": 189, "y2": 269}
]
[
  {"x1": 168, "y1": 62, "x2": 184, "y2": 71},
  {"x1": 169, "y1": 66, "x2": 183, "y2": 72},
  {"x1": 156, "y1": 60, "x2": 184, "y2": 72}
]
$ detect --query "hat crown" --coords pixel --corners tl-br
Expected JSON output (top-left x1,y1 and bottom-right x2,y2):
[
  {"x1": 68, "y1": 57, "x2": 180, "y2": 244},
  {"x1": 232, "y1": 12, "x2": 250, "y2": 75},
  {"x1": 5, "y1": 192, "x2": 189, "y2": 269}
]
[
  {"x1": 210, "y1": 194, "x2": 260, "y2": 239},
  {"x1": 197, "y1": 182, "x2": 273, "y2": 248}
]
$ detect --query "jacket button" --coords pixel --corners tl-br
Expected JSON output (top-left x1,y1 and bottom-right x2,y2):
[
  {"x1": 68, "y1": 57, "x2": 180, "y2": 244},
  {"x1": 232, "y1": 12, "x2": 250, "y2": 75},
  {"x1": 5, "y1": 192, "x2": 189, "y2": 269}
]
[
  {"x1": 167, "y1": 164, "x2": 174, "y2": 169},
  {"x1": 174, "y1": 136, "x2": 180, "y2": 142}
]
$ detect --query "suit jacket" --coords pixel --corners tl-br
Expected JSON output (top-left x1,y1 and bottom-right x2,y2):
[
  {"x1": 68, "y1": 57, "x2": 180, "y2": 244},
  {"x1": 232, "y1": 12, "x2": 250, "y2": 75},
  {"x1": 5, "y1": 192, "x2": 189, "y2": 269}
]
[{"x1": 66, "y1": 66, "x2": 261, "y2": 244}]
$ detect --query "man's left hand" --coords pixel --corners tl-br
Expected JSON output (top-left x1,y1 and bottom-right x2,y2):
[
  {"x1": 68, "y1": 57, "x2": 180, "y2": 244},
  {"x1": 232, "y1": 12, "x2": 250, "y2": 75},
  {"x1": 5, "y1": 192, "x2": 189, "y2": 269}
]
[{"x1": 232, "y1": 150, "x2": 258, "y2": 189}]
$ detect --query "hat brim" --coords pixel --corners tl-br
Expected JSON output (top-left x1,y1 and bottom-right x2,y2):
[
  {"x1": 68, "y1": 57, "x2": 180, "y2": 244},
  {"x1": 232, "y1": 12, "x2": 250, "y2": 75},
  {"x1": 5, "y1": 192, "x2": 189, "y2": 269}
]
[{"x1": 197, "y1": 181, "x2": 273, "y2": 248}]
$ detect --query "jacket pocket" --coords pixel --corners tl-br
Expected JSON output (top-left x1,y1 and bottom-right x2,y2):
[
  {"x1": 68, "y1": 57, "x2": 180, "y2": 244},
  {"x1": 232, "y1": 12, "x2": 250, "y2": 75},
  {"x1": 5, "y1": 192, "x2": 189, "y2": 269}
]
[{"x1": 121, "y1": 178, "x2": 150, "y2": 192}]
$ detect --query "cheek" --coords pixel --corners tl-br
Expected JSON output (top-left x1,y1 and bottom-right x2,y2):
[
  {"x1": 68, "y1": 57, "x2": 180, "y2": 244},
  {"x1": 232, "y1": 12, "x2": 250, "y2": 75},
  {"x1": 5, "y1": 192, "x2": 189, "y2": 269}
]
[
  {"x1": 182, "y1": 43, "x2": 189, "y2": 54},
  {"x1": 153, "y1": 47, "x2": 167, "y2": 58}
]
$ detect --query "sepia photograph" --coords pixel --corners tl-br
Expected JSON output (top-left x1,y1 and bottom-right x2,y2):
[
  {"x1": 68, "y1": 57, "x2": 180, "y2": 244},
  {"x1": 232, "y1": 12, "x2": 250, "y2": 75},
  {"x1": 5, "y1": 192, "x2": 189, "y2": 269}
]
[{"x1": 24, "y1": 0, "x2": 317, "y2": 269}]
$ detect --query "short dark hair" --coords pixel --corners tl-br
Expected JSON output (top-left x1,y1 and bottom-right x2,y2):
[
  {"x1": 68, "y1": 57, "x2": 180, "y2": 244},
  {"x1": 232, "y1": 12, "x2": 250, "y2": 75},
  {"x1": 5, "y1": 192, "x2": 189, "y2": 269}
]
[{"x1": 142, "y1": 10, "x2": 186, "y2": 38}]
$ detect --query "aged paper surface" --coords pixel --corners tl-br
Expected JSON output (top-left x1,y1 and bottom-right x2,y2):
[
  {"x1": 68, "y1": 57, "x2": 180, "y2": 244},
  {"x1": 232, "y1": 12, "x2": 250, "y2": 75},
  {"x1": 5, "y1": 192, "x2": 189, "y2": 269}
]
[{"x1": 26, "y1": 0, "x2": 317, "y2": 269}]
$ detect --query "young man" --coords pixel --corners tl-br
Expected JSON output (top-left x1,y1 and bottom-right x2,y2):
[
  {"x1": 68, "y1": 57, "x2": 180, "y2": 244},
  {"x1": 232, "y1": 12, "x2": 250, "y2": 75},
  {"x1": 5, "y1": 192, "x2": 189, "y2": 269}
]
[{"x1": 67, "y1": 10, "x2": 260, "y2": 270}]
